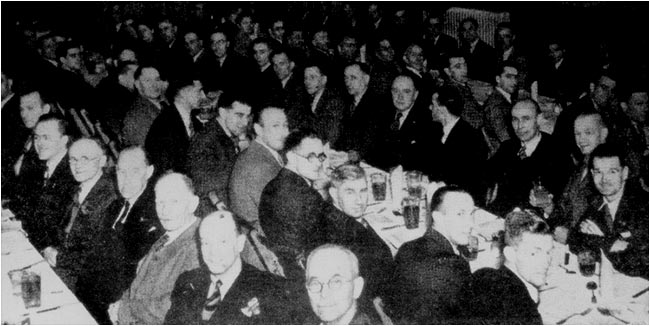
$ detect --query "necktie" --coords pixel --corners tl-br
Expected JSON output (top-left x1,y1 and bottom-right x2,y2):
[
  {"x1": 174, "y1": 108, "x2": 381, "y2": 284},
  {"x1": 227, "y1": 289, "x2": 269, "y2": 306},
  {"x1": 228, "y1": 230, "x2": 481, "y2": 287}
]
[
  {"x1": 64, "y1": 190, "x2": 82, "y2": 235},
  {"x1": 517, "y1": 144, "x2": 527, "y2": 160},
  {"x1": 359, "y1": 217, "x2": 369, "y2": 229},
  {"x1": 112, "y1": 201, "x2": 131, "y2": 230},
  {"x1": 202, "y1": 280, "x2": 223, "y2": 320},
  {"x1": 232, "y1": 136, "x2": 241, "y2": 154},
  {"x1": 151, "y1": 234, "x2": 170, "y2": 253},
  {"x1": 601, "y1": 204, "x2": 614, "y2": 231},
  {"x1": 391, "y1": 112, "x2": 403, "y2": 132}
]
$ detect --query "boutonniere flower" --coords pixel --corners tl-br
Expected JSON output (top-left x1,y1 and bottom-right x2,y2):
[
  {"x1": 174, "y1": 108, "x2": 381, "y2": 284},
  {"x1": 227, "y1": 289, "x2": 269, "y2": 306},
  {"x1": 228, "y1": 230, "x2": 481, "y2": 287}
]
[
  {"x1": 80, "y1": 203, "x2": 91, "y2": 215},
  {"x1": 240, "y1": 297, "x2": 260, "y2": 317},
  {"x1": 619, "y1": 231, "x2": 632, "y2": 239}
]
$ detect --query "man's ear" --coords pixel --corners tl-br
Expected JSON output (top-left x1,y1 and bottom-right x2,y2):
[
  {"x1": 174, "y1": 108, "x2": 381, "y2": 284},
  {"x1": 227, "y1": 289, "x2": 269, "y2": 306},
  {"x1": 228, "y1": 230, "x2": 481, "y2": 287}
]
[
  {"x1": 99, "y1": 155, "x2": 108, "y2": 168},
  {"x1": 145, "y1": 164, "x2": 155, "y2": 180},
  {"x1": 600, "y1": 126, "x2": 609, "y2": 143},
  {"x1": 431, "y1": 211, "x2": 443, "y2": 229},
  {"x1": 352, "y1": 276, "x2": 364, "y2": 299},
  {"x1": 495, "y1": 75, "x2": 501, "y2": 86},
  {"x1": 443, "y1": 67, "x2": 451, "y2": 77},
  {"x1": 43, "y1": 104, "x2": 51, "y2": 114},
  {"x1": 503, "y1": 245, "x2": 516, "y2": 263},
  {"x1": 289, "y1": 62, "x2": 296, "y2": 72},
  {"x1": 622, "y1": 166, "x2": 629, "y2": 181},
  {"x1": 235, "y1": 233, "x2": 247, "y2": 254},
  {"x1": 188, "y1": 194, "x2": 200, "y2": 213},
  {"x1": 253, "y1": 123, "x2": 263, "y2": 137},
  {"x1": 328, "y1": 187, "x2": 338, "y2": 205},
  {"x1": 413, "y1": 89, "x2": 419, "y2": 101}
]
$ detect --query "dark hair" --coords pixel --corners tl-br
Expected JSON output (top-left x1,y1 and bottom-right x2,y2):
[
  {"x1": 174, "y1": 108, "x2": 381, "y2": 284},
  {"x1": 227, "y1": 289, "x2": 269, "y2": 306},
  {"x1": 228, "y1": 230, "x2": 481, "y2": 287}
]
[
  {"x1": 217, "y1": 91, "x2": 252, "y2": 111},
  {"x1": 435, "y1": 84, "x2": 463, "y2": 117},
  {"x1": 253, "y1": 106, "x2": 285, "y2": 125},
  {"x1": 251, "y1": 37, "x2": 275, "y2": 55},
  {"x1": 56, "y1": 41, "x2": 81, "y2": 60},
  {"x1": 575, "y1": 110, "x2": 606, "y2": 130},
  {"x1": 36, "y1": 113, "x2": 72, "y2": 138},
  {"x1": 284, "y1": 127, "x2": 320, "y2": 152},
  {"x1": 496, "y1": 22, "x2": 514, "y2": 32},
  {"x1": 236, "y1": 9, "x2": 254, "y2": 25},
  {"x1": 443, "y1": 50, "x2": 465, "y2": 68},
  {"x1": 304, "y1": 59, "x2": 330, "y2": 78},
  {"x1": 589, "y1": 143, "x2": 628, "y2": 170},
  {"x1": 430, "y1": 185, "x2": 471, "y2": 213},
  {"x1": 504, "y1": 209, "x2": 550, "y2": 247},
  {"x1": 271, "y1": 47, "x2": 295, "y2": 64},
  {"x1": 495, "y1": 61, "x2": 518, "y2": 78}
]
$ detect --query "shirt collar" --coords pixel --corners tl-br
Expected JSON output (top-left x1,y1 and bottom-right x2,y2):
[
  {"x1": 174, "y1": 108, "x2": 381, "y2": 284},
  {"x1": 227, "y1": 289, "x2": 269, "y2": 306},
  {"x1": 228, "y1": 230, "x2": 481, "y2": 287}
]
[
  {"x1": 164, "y1": 216, "x2": 198, "y2": 246},
  {"x1": 210, "y1": 257, "x2": 242, "y2": 299},
  {"x1": 46, "y1": 150, "x2": 68, "y2": 176},
  {"x1": 405, "y1": 66, "x2": 422, "y2": 78},
  {"x1": 495, "y1": 86, "x2": 512, "y2": 103},
  {"x1": 502, "y1": 47, "x2": 514, "y2": 61},
  {"x1": 281, "y1": 72, "x2": 292, "y2": 88},
  {"x1": 193, "y1": 49, "x2": 204, "y2": 62},
  {"x1": 255, "y1": 139, "x2": 283, "y2": 165},
  {"x1": 442, "y1": 116, "x2": 460, "y2": 144},
  {"x1": 78, "y1": 171, "x2": 103, "y2": 203},
  {"x1": 522, "y1": 132, "x2": 542, "y2": 157},
  {"x1": 396, "y1": 107, "x2": 412, "y2": 128},
  {"x1": 216, "y1": 117, "x2": 234, "y2": 138},
  {"x1": 173, "y1": 102, "x2": 193, "y2": 137},
  {"x1": 312, "y1": 88, "x2": 325, "y2": 112},
  {"x1": 504, "y1": 263, "x2": 539, "y2": 303},
  {"x1": 599, "y1": 183, "x2": 625, "y2": 217},
  {"x1": 260, "y1": 62, "x2": 271, "y2": 72}
]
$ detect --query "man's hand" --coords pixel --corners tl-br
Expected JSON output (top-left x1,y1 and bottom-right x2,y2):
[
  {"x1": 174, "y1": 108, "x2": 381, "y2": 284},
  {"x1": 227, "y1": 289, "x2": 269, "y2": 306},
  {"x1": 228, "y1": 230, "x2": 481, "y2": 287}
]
[
  {"x1": 609, "y1": 239, "x2": 629, "y2": 253},
  {"x1": 579, "y1": 220, "x2": 605, "y2": 236},
  {"x1": 553, "y1": 226, "x2": 569, "y2": 244},
  {"x1": 108, "y1": 301, "x2": 121, "y2": 324},
  {"x1": 528, "y1": 189, "x2": 554, "y2": 216},
  {"x1": 42, "y1": 246, "x2": 58, "y2": 267}
]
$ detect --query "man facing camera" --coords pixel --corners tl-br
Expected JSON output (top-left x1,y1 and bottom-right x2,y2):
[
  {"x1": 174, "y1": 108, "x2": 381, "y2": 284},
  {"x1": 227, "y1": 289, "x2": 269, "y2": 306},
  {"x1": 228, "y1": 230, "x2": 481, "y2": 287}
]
[
  {"x1": 165, "y1": 211, "x2": 303, "y2": 324},
  {"x1": 467, "y1": 209, "x2": 553, "y2": 324},
  {"x1": 387, "y1": 185, "x2": 475, "y2": 324},
  {"x1": 305, "y1": 244, "x2": 378, "y2": 325}
]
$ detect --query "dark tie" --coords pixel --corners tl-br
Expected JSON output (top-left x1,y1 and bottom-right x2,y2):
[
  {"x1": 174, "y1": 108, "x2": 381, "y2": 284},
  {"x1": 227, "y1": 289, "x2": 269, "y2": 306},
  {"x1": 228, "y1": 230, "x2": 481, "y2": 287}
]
[
  {"x1": 232, "y1": 136, "x2": 240, "y2": 154},
  {"x1": 64, "y1": 190, "x2": 82, "y2": 235},
  {"x1": 391, "y1": 112, "x2": 403, "y2": 132},
  {"x1": 202, "y1": 280, "x2": 223, "y2": 320},
  {"x1": 359, "y1": 217, "x2": 369, "y2": 229},
  {"x1": 517, "y1": 144, "x2": 527, "y2": 160},
  {"x1": 601, "y1": 204, "x2": 614, "y2": 231},
  {"x1": 150, "y1": 234, "x2": 170, "y2": 253},
  {"x1": 112, "y1": 201, "x2": 131, "y2": 230}
]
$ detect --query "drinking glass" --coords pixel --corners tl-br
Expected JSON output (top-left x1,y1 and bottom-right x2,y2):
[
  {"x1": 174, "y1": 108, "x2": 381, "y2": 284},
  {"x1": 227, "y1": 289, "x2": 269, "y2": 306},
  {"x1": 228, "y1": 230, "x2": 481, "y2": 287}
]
[
  {"x1": 532, "y1": 178, "x2": 552, "y2": 207},
  {"x1": 370, "y1": 173, "x2": 387, "y2": 201},
  {"x1": 21, "y1": 271, "x2": 41, "y2": 308},
  {"x1": 406, "y1": 171, "x2": 423, "y2": 199},
  {"x1": 577, "y1": 250, "x2": 597, "y2": 277},
  {"x1": 402, "y1": 196, "x2": 420, "y2": 229}
]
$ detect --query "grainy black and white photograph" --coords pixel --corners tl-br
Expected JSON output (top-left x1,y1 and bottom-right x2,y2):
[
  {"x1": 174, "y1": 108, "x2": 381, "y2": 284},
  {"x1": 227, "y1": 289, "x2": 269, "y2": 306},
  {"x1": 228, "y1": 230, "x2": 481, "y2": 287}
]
[{"x1": 1, "y1": 1, "x2": 648, "y2": 325}]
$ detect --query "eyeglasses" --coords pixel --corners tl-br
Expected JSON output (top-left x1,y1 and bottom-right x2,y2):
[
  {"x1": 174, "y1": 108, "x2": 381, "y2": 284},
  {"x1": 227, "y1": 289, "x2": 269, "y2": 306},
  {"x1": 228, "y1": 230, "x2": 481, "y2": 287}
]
[
  {"x1": 295, "y1": 151, "x2": 327, "y2": 163},
  {"x1": 306, "y1": 276, "x2": 353, "y2": 294},
  {"x1": 69, "y1": 156, "x2": 100, "y2": 165}
]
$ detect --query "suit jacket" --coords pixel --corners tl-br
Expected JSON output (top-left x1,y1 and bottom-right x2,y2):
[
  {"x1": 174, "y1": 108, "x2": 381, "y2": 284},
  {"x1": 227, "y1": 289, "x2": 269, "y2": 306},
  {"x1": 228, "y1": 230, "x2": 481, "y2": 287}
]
[
  {"x1": 334, "y1": 90, "x2": 389, "y2": 158},
  {"x1": 118, "y1": 219, "x2": 201, "y2": 325},
  {"x1": 387, "y1": 228, "x2": 471, "y2": 324},
  {"x1": 461, "y1": 39, "x2": 497, "y2": 83},
  {"x1": 423, "y1": 33, "x2": 458, "y2": 72},
  {"x1": 438, "y1": 118, "x2": 488, "y2": 203},
  {"x1": 18, "y1": 154, "x2": 78, "y2": 250},
  {"x1": 447, "y1": 79, "x2": 484, "y2": 130},
  {"x1": 467, "y1": 266, "x2": 542, "y2": 324},
  {"x1": 366, "y1": 103, "x2": 439, "y2": 174},
  {"x1": 287, "y1": 87, "x2": 346, "y2": 146},
  {"x1": 122, "y1": 95, "x2": 162, "y2": 147},
  {"x1": 165, "y1": 263, "x2": 304, "y2": 324},
  {"x1": 1, "y1": 94, "x2": 27, "y2": 183},
  {"x1": 145, "y1": 104, "x2": 192, "y2": 174},
  {"x1": 548, "y1": 162, "x2": 597, "y2": 229},
  {"x1": 487, "y1": 132, "x2": 573, "y2": 216},
  {"x1": 198, "y1": 52, "x2": 251, "y2": 94},
  {"x1": 259, "y1": 169, "x2": 330, "y2": 281},
  {"x1": 569, "y1": 181, "x2": 649, "y2": 279},
  {"x1": 188, "y1": 119, "x2": 239, "y2": 204},
  {"x1": 482, "y1": 88, "x2": 515, "y2": 154},
  {"x1": 271, "y1": 72, "x2": 307, "y2": 110},
  {"x1": 54, "y1": 171, "x2": 120, "y2": 290},
  {"x1": 229, "y1": 140, "x2": 282, "y2": 231}
]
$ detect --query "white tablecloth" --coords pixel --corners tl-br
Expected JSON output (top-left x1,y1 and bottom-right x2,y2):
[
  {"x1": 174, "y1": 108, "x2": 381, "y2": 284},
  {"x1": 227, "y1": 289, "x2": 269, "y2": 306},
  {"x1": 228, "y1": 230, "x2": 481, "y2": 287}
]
[{"x1": 2, "y1": 213, "x2": 97, "y2": 325}]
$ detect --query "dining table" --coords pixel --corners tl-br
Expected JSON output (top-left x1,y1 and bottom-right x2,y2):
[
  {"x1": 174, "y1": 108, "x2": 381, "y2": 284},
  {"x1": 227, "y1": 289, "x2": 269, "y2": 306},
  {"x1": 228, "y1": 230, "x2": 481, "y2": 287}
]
[{"x1": 1, "y1": 209, "x2": 97, "y2": 325}]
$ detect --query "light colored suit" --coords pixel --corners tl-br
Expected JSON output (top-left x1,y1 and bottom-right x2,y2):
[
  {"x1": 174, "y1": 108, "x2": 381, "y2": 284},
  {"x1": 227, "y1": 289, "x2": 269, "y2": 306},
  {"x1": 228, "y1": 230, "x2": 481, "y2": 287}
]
[{"x1": 117, "y1": 219, "x2": 200, "y2": 325}]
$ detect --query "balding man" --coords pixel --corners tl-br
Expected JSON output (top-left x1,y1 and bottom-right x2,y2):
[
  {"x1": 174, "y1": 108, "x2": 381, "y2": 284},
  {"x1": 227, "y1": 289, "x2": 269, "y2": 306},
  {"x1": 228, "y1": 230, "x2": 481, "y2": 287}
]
[
  {"x1": 111, "y1": 172, "x2": 201, "y2": 325},
  {"x1": 487, "y1": 100, "x2": 572, "y2": 216},
  {"x1": 305, "y1": 244, "x2": 378, "y2": 325},
  {"x1": 43, "y1": 139, "x2": 118, "y2": 293},
  {"x1": 122, "y1": 66, "x2": 168, "y2": 147},
  {"x1": 165, "y1": 211, "x2": 302, "y2": 324}
]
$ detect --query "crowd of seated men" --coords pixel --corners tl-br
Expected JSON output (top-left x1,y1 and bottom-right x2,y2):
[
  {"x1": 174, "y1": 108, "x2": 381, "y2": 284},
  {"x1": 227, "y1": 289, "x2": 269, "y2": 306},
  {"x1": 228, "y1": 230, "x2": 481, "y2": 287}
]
[{"x1": 1, "y1": 2, "x2": 648, "y2": 325}]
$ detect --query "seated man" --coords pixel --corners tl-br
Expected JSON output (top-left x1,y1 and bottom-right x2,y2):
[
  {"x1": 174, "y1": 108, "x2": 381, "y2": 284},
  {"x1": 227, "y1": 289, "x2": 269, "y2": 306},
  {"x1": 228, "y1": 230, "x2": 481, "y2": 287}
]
[
  {"x1": 430, "y1": 84, "x2": 488, "y2": 202},
  {"x1": 487, "y1": 99, "x2": 573, "y2": 216},
  {"x1": 165, "y1": 211, "x2": 303, "y2": 324},
  {"x1": 121, "y1": 66, "x2": 168, "y2": 147},
  {"x1": 443, "y1": 52, "x2": 483, "y2": 130},
  {"x1": 259, "y1": 128, "x2": 331, "y2": 282},
  {"x1": 305, "y1": 244, "x2": 379, "y2": 325},
  {"x1": 326, "y1": 164, "x2": 395, "y2": 305},
  {"x1": 458, "y1": 17, "x2": 497, "y2": 83},
  {"x1": 188, "y1": 93, "x2": 252, "y2": 210},
  {"x1": 483, "y1": 61, "x2": 518, "y2": 155},
  {"x1": 568, "y1": 144, "x2": 648, "y2": 279},
  {"x1": 387, "y1": 186, "x2": 475, "y2": 324},
  {"x1": 17, "y1": 114, "x2": 77, "y2": 250},
  {"x1": 110, "y1": 172, "x2": 201, "y2": 325},
  {"x1": 467, "y1": 209, "x2": 553, "y2": 324}
]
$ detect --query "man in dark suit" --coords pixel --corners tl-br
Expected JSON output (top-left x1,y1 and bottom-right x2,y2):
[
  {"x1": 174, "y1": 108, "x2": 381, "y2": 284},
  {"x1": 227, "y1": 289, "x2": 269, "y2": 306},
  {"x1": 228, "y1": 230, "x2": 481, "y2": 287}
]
[
  {"x1": 487, "y1": 99, "x2": 573, "y2": 216},
  {"x1": 291, "y1": 61, "x2": 346, "y2": 146},
  {"x1": 443, "y1": 52, "x2": 484, "y2": 130},
  {"x1": 155, "y1": 17, "x2": 188, "y2": 84},
  {"x1": 326, "y1": 164, "x2": 395, "y2": 307},
  {"x1": 198, "y1": 30, "x2": 250, "y2": 95},
  {"x1": 366, "y1": 75, "x2": 435, "y2": 173},
  {"x1": 121, "y1": 66, "x2": 167, "y2": 147},
  {"x1": 421, "y1": 14, "x2": 458, "y2": 74},
  {"x1": 335, "y1": 63, "x2": 388, "y2": 162},
  {"x1": 386, "y1": 186, "x2": 475, "y2": 324},
  {"x1": 458, "y1": 17, "x2": 497, "y2": 83},
  {"x1": 270, "y1": 49, "x2": 306, "y2": 110},
  {"x1": 401, "y1": 43, "x2": 436, "y2": 107},
  {"x1": 431, "y1": 84, "x2": 488, "y2": 203},
  {"x1": 568, "y1": 144, "x2": 648, "y2": 279},
  {"x1": 229, "y1": 107, "x2": 288, "y2": 275},
  {"x1": 188, "y1": 94, "x2": 252, "y2": 209},
  {"x1": 259, "y1": 129, "x2": 331, "y2": 282},
  {"x1": 16, "y1": 115, "x2": 77, "y2": 251},
  {"x1": 468, "y1": 209, "x2": 554, "y2": 324},
  {"x1": 145, "y1": 79, "x2": 205, "y2": 174},
  {"x1": 483, "y1": 62, "x2": 518, "y2": 156},
  {"x1": 305, "y1": 244, "x2": 380, "y2": 325},
  {"x1": 1, "y1": 71, "x2": 28, "y2": 184},
  {"x1": 250, "y1": 38, "x2": 281, "y2": 108},
  {"x1": 41, "y1": 138, "x2": 119, "y2": 323},
  {"x1": 165, "y1": 211, "x2": 304, "y2": 324}
]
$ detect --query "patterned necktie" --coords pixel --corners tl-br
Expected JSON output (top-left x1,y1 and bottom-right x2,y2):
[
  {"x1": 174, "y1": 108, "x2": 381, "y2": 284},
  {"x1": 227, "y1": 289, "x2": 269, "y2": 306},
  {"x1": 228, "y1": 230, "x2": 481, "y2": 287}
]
[
  {"x1": 232, "y1": 136, "x2": 241, "y2": 154},
  {"x1": 64, "y1": 190, "x2": 82, "y2": 235},
  {"x1": 112, "y1": 201, "x2": 131, "y2": 230},
  {"x1": 391, "y1": 112, "x2": 403, "y2": 132},
  {"x1": 151, "y1": 234, "x2": 170, "y2": 253},
  {"x1": 601, "y1": 204, "x2": 614, "y2": 231},
  {"x1": 517, "y1": 144, "x2": 527, "y2": 160},
  {"x1": 202, "y1": 280, "x2": 223, "y2": 320}
]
